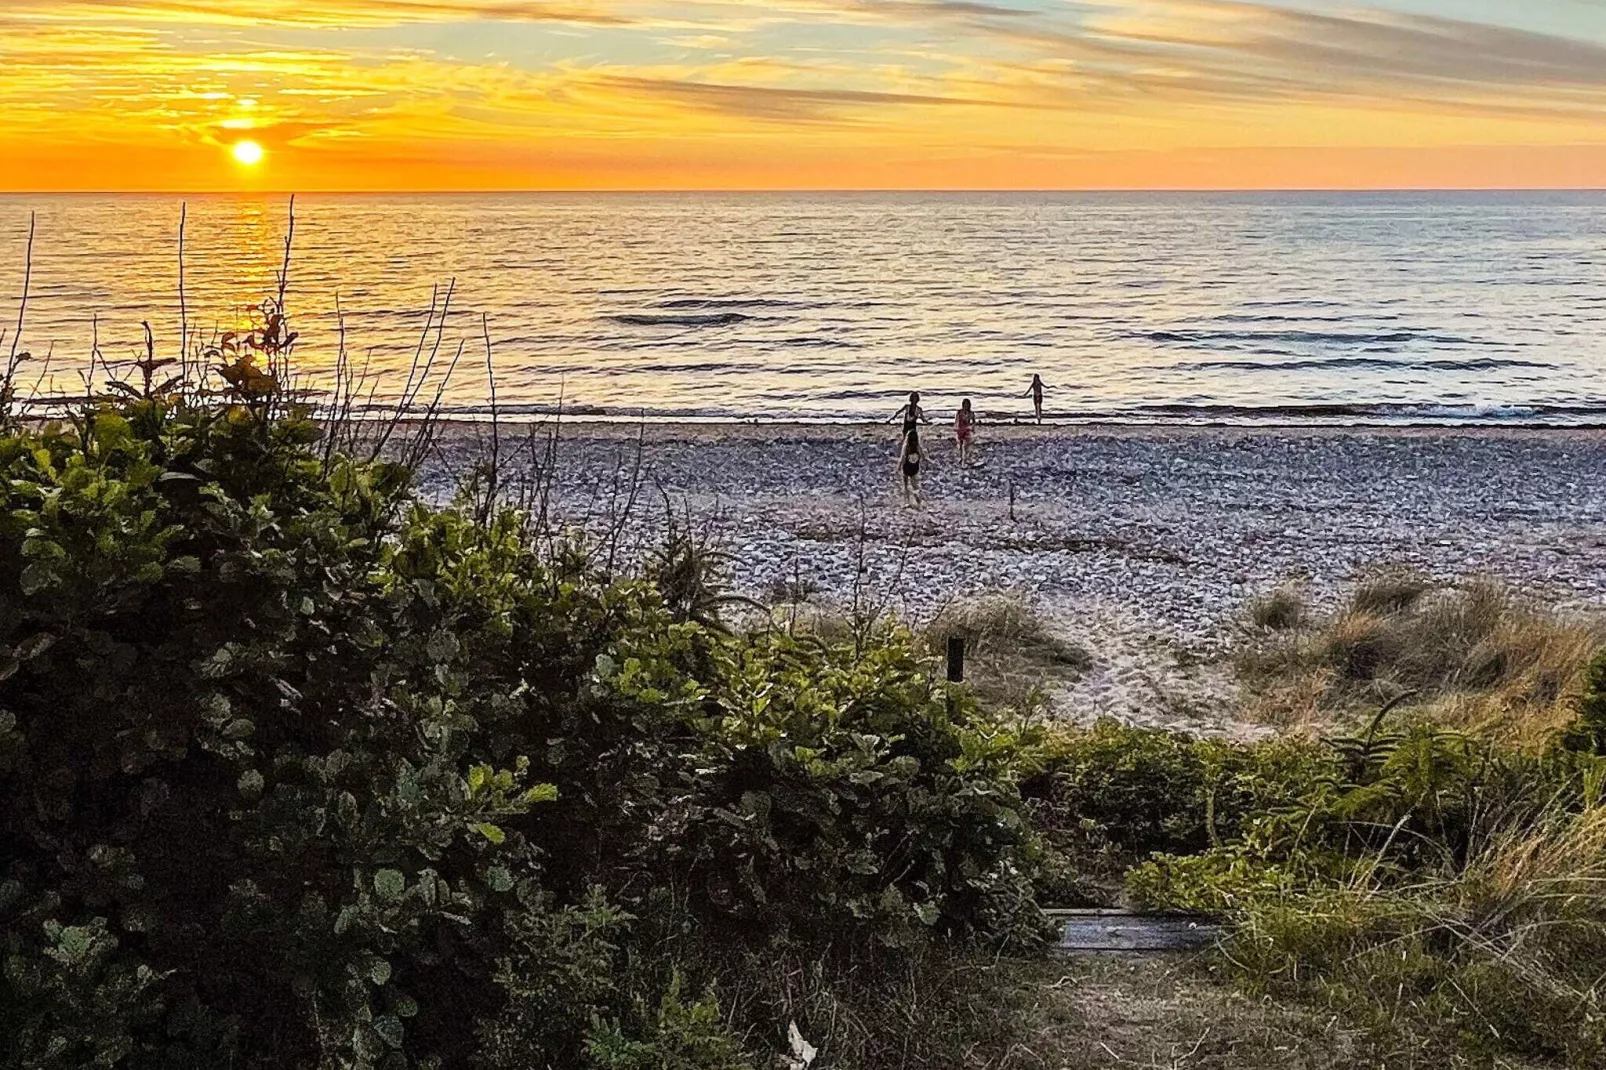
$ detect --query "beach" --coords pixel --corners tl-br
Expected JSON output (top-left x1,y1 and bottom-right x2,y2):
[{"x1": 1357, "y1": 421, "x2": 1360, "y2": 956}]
[{"x1": 427, "y1": 422, "x2": 1606, "y2": 734}]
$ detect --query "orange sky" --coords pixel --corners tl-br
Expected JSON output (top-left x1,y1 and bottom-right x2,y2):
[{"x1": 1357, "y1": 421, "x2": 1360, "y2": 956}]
[{"x1": 3, "y1": 0, "x2": 1605, "y2": 190}]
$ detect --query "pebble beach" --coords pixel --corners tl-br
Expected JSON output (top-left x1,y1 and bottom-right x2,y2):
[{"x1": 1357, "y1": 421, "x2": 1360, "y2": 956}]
[{"x1": 428, "y1": 422, "x2": 1606, "y2": 734}]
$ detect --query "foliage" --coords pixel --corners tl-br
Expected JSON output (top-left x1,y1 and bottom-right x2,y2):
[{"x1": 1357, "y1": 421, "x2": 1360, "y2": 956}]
[
  {"x1": 0, "y1": 397, "x2": 1048, "y2": 1070},
  {"x1": 1126, "y1": 706, "x2": 1606, "y2": 1066},
  {"x1": 921, "y1": 592, "x2": 1090, "y2": 712},
  {"x1": 1560, "y1": 649, "x2": 1606, "y2": 755},
  {"x1": 1245, "y1": 586, "x2": 1305, "y2": 631},
  {"x1": 1021, "y1": 721, "x2": 1332, "y2": 900}
]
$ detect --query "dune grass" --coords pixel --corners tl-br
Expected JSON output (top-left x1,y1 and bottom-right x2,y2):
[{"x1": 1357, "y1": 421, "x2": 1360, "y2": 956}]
[
  {"x1": 922, "y1": 592, "x2": 1093, "y2": 711},
  {"x1": 1238, "y1": 570, "x2": 1604, "y2": 743}
]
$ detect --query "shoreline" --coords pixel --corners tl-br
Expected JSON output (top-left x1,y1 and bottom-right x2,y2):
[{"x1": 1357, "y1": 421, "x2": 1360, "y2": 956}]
[{"x1": 428, "y1": 418, "x2": 1606, "y2": 440}]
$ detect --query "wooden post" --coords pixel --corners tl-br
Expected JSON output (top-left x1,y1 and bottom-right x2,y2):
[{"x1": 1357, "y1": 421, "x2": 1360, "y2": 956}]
[{"x1": 946, "y1": 635, "x2": 965, "y2": 683}]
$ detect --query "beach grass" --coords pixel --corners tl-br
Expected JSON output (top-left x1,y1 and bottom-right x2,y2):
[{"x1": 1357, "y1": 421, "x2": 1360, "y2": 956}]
[{"x1": 1238, "y1": 573, "x2": 1604, "y2": 743}]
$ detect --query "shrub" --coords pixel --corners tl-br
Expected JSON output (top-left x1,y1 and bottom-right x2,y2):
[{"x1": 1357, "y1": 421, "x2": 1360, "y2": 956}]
[
  {"x1": 922, "y1": 592, "x2": 1091, "y2": 711},
  {"x1": 0, "y1": 397, "x2": 1048, "y2": 1069},
  {"x1": 1561, "y1": 649, "x2": 1606, "y2": 755},
  {"x1": 1021, "y1": 721, "x2": 1332, "y2": 902},
  {"x1": 1128, "y1": 711, "x2": 1606, "y2": 1066}
]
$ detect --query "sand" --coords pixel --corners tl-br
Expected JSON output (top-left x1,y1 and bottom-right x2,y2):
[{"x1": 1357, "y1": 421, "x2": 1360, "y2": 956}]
[{"x1": 425, "y1": 421, "x2": 1606, "y2": 736}]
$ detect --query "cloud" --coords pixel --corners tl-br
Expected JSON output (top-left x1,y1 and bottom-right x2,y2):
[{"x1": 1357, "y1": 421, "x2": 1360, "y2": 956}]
[
  {"x1": 2, "y1": 0, "x2": 637, "y2": 28},
  {"x1": 1025, "y1": 1, "x2": 1606, "y2": 118},
  {"x1": 595, "y1": 72, "x2": 1026, "y2": 122}
]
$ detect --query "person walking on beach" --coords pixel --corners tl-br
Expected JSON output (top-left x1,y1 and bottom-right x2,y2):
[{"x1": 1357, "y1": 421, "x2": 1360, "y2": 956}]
[
  {"x1": 898, "y1": 425, "x2": 923, "y2": 506},
  {"x1": 891, "y1": 390, "x2": 930, "y2": 435},
  {"x1": 954, "y1": 398, "x2": 977, "y2": 466},
  {"x1": 1023, "y1": 374, "x2": 1046, "y2": 424}
]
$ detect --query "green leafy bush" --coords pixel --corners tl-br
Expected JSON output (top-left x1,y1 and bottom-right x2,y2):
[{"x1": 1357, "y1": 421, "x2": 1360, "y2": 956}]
[
  {"x1": 0, "y1": 396, "x2": 1047, "y2": 1069},
  {"x1": 1021, "y1": 721, "x2": 1331, "y2": 901}
]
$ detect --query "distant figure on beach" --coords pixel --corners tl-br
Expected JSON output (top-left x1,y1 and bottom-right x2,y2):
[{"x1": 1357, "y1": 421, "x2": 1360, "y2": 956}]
[
  {"x1": 1023, "y1": 374, "x2": 1045, "y2": 424},
  {"x1": 898, "y1": 426, "x2": 923, "y2": 506},
  {"x1": 891, "y1": 390, "x2": 930, "y2": 435},
  {"x1": 954, "y1": 398, "x2": 977, "y2": 466}
]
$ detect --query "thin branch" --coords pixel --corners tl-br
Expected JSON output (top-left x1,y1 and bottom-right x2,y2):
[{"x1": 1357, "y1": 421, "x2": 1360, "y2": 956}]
[
  {"x1": 8, "y1": 210, "x2": 34, "y2": 370},
  {"x1": 178, "y1": 202, "x2": 188, "y2": 383}
]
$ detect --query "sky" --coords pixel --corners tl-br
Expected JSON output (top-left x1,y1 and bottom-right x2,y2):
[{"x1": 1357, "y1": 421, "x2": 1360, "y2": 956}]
[{"x1": 2, "y1": 0, "x2": 1605, "y2": 190}]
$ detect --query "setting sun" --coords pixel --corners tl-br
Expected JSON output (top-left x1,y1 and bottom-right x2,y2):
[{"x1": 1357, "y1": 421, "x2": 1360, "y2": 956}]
[{"x1": 231, "y1": 140, "x2": 264, "y2": 167}]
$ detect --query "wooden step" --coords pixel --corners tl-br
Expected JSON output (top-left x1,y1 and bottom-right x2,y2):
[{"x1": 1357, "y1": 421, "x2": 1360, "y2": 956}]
[{"x1": 1047, "y1": 909, "x2": 1224, "y2": 952}]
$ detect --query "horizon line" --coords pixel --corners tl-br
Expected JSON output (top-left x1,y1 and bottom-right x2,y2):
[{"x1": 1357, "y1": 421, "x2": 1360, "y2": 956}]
[{"x1": 3, "y1": 186, "x2": 1605, "y2": 197}]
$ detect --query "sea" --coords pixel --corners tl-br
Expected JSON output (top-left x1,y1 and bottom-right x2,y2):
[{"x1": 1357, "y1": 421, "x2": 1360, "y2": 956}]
[{"x1": 1, "y1": 191, "x2": 1603, "y2": 426}]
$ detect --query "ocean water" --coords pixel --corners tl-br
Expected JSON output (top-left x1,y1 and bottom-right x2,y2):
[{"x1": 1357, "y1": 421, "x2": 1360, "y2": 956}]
[{"x1": 1, "y1": 191, "x2": 1603, "y2": 425}]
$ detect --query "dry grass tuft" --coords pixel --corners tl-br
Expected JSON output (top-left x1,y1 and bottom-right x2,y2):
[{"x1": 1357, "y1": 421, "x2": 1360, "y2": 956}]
[
  {"x1": 1246, "y1": 585, "x2": 1306, "y2": 631},
  {"x1": 925, "y1": 592, "x2": 1092, "y2": 712},
  {"x1": 1238, "y1": 574, "x2": 1604, "y2": 742}
]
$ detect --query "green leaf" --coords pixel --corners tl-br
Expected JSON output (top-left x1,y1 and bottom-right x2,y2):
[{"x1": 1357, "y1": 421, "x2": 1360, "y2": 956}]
[
  {"x1": 425, "y1": 630, "x2": 459, "y2": 665},
  {"x1": 374, "y1": 869, "x2": 406, "y2": 901},
  {"x1": 237, "y1": 769, "x2": 265, "y2": 799},
  {"x1": 485, "y1": 866, "x2": 514, "y2": 893},
  {"x1": 522, "y1": 783, "x2": 558, "y2": 805},
  {"x1": 373, "y1": 1015, "x2": 404, "y2": 1049},
  {"x1": 473, "y1": 823, "x2": 506, "y2": 846},
  {"x1": 18, "y1": 562, "x2": 55, "y2": 596},
  {"x1": 14, "y1": 632, "x2": 56, "y2": 661}
]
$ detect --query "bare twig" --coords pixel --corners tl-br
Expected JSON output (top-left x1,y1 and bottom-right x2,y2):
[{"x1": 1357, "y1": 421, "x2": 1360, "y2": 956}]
[
  {"x1": 8, "y1": 210, "x2": 33, "y2": 370},
  {"x1": 178, "y1": 202, "x2": 188, "y2": 384}
]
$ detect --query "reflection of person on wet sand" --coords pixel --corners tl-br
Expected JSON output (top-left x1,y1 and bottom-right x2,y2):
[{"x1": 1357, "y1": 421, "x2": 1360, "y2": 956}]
[
  {"x1": 898, "y1": 426, "x2": 923, "y2": 506},
  {"x1": 1023, "y1": 374, "x2": 1045, "y2": 424},
  {"x1": 954, "y1": 398, "x2": 976, "y2": 466}
]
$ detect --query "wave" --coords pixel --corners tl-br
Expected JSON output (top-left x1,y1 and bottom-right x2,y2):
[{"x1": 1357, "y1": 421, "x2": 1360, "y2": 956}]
[
  {"x1": 606, "y1": 312, "x2": 751, "y2": 328},
  {"x1": 654, "y1": 297, "x2": 804, "y2": 311},
  {"x1": 380, "y1": 399, "x2": 1606, "y2": 429},
  {"x1": 1141, "y1": 329, "x2": 1489, "y2": 347},
  {"x1": 1173, "y1": 356, "x2": 1551, "y2": 374},
  {"x1": 1110, "y1": 402, "x2": 1606, "y2": 426}
]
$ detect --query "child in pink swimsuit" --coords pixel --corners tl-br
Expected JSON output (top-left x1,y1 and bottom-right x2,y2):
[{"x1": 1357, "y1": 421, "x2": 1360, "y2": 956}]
[{"x1": 954, "y1": 398, "x2": 976, "y2": 466}]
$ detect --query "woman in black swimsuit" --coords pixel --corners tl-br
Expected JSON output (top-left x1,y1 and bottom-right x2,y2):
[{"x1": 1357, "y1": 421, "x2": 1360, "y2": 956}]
[
  {"x1": 899, "y1": 426, "x2": 922, "y2": 506},
  {"x1": 891, "y1": 390, "x2": 929, "y2": 435}
]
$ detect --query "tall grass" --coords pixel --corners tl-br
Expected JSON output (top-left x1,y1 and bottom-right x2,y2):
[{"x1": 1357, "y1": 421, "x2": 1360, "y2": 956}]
[
  {"x1": 1229, "y1": 798, "x2": 1606, "y2": 1065},
  {"x1": 1239, "y1": 572, "x2": 1604, "y2": 743}
]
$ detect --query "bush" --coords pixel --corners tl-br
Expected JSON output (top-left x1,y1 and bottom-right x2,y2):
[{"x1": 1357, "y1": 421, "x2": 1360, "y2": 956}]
[
  {"x1": 1021, "y1": 721, "x2": 1332, "y2": 902},
  {"x1": 922, "y1": 592, "x2": 1090, "y2": 712},
  {"x1": 1246, "y1": 586, "x2": 1305, "y2": 631},
  {"x1": 0, "y1": 397, "x2": 1048, "y2": 1069}
]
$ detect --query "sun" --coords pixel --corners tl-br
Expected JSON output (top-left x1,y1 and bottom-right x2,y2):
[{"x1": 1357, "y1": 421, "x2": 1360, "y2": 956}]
[{"x1": 231, "y1": 140, "x2": 265, "y2": 167}]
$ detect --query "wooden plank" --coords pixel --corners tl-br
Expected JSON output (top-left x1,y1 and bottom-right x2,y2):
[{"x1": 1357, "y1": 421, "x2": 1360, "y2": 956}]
[{"x1": 1047, "y1": 909, "x2": 1223, "y2": 952}]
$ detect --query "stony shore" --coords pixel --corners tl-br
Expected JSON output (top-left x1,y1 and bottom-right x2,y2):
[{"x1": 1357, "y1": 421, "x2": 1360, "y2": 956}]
[{"x1": 426, "y1": 422, "x2": 1606, "y2": 735}]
